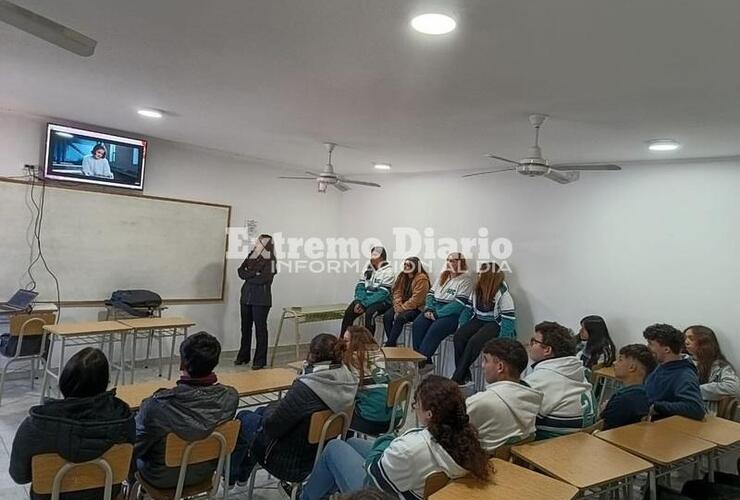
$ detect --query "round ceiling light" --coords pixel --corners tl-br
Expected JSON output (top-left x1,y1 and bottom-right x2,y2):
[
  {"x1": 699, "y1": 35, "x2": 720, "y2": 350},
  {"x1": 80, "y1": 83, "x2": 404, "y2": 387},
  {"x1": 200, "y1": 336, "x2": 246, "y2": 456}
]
[
  {"x1": 410, "y1": 13, "x2": 456, "y2": 35},
  {"x1": 373, "y1": 163, "x2": 392, "y2": 170},
  {"x1": 647, "y1": 139, "x2": 680, "y2": 151}
]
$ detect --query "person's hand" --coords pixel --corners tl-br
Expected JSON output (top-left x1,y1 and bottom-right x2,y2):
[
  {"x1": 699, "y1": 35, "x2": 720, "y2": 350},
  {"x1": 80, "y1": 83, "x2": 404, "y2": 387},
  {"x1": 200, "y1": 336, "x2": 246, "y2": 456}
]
[
  {"x1": 424, "y1": 311, "x2": 435, "y2": 320},
  {"x1": 354, "y1": 303, "x2": 365, "y2": 314},
  {"x1": 394, "y1": 312, "x2": 399, "y2": 320}
]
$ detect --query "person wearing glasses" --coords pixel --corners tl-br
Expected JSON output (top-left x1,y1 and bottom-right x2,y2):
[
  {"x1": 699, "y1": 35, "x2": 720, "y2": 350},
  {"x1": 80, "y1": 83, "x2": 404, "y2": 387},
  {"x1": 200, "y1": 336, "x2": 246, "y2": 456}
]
[
  {"x1": 411, "y1": 252, "x2": 473, "y2": 373},
  {"x1": 382, "y1": 257, "x2": 430, "y2": 347},
  {"x1": 523, "y1": 321, "x2": 596, "y2": 439}
]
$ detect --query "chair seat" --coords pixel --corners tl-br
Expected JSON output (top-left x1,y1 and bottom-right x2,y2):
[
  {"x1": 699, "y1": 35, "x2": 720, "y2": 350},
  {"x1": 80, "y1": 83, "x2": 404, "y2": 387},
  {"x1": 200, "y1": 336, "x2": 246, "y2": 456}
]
[{"x1": 134, "y1": 472, "x2": 215, "y2": 500}]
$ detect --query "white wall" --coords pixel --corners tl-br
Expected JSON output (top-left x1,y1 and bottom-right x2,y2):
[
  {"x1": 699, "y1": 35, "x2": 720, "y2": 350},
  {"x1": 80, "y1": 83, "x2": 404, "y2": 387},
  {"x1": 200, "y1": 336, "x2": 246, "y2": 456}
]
[
  {"x1": 0, "y1": 111, "x2": 346, "y2": 352},
  {"x1": 336, "y1": 164, "x2": 740, "y2": 366}
]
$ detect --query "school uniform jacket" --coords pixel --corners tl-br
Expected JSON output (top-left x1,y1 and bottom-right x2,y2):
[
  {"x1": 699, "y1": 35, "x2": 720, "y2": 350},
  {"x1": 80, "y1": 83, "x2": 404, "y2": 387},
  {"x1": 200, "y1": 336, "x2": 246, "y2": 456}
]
[
  {"x1": 697, "y1": 360, "x2": 740, "y2": 415},
  {"x1": 458, "y1": 282, "x2": 516, "y2": 337},
  {"x1": 355, "y1": 262, "x2": 395, "y2": 308},
  {"x1": 424, "y1": 274, "x2": 473, "y2": 319}
]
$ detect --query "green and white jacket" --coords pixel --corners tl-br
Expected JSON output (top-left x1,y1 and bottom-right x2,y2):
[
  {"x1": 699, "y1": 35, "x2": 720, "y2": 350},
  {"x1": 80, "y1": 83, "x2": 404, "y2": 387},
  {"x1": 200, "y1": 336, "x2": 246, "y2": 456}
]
[{"x1": 354, "y1": 262, "x2": 395, "y2": 308}]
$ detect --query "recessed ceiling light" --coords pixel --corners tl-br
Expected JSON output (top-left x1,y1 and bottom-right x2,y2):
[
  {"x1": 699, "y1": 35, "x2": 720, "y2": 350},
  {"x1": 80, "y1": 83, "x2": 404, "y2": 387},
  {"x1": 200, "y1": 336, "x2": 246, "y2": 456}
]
[
  {"x1": 137, "y1": 108, "x2": 163, "y2": 119},
  {"x1": 373, "y1": 163, "x2": 392, "y2": 170},
  {"x1": 410, "y1": 13, "x2": 456, "y2": 35},
  {"x1": 647, "y1": 139, "x2": 680, "y2": 151},
  {"x1": 54, "y1": 131, "x2": 74, "y2": 138}
]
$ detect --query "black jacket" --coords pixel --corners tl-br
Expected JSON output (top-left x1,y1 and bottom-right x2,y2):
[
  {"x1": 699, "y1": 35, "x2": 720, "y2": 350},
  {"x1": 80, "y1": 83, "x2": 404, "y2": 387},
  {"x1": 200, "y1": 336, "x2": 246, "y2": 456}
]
[
  {"x1": 10, "y1": 390, "x2": 135, "y2": 500},
  {"x1": 252, "y1": 366, "x2": 358, "y2": 483},
  {"x1": 238, "y1": 255, "x2": 276, "y2": 307},
  {"x1": 134, "y1": 381, "x2": 239, "y2": 489}
]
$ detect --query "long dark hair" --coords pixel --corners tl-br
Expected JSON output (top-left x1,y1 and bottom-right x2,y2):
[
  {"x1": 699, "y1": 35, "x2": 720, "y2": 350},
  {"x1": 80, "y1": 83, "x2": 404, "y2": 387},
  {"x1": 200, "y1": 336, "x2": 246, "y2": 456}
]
[
  {"x1": 393, "y1": 256, "x2": 428, "y2": 302},
  {"x1": 685, "y1": 325, "x2": 731, "y2": 384},
  {"x1": 363, "y1": 246, "x2": 388, "y2": 280},
  {"x1": 580, "y1": 315, "x2": 616, "y2": 368},
  {"x1": 245, "y1": 234, "x2": 276, "y2": 272},
  {"x1": 415, "y1": 375, "x2": 491, "y2": 481},
  {"x1": 91, "y1": 143, "x2": 107, "y2": 159},
  {"x1": 59, "y1": 347, "x2": 109, "y2": 398},
  {"x1": 306, "y1": 333, "x2": 343, "y2": 365},
  {"x1": 341, "y1": 325, "x2": 379, "y2": 382}
]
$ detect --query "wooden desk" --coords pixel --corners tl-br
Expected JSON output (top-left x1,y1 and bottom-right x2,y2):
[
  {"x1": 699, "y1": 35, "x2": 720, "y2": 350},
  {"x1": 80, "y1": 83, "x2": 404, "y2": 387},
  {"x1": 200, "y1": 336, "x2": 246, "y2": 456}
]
[
  {"x1": 511, "y1": 432, "x2": 652, "y2": 495},
  {"x1": 430, "y1": 458, "x2": 578, "y2": 500},
  {"x1": 116, "y1": 368, "x2": 297, "y2": 410},
  {"x1": 270, "y1": 303, "x2": 348, "y2": 367},
  {"x1": 592, "y1": 365, "x2": 621, "y2": 410},
  {"x1": 117, "y1": 316, "x2": 195, "y2": 382},
  {"x1": 382, "y1": 347, "x2": 426, "y2": 363},
  {"x1": 597, "y1": 422, "x2": 716, "y2": 500},
  {"x1": 41, "y1": 321, "x2": 131, "y2": 402}
]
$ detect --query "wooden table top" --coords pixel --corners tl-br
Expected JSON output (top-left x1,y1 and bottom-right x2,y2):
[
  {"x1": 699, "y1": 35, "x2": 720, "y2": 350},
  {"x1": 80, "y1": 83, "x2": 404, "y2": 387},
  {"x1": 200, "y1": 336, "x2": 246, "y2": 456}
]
[
  {"x1": 596, "y1": 421, "x2": 716, "y2": 465},
  {"x1": 43, "y1": 320, "x2": 131, "y2": 335},
  {"x1": 382, "y1": 346, "x2": 426, "y2": 362},
  {"x1": 115, "y1": 368, "x2": 297, "y2": 410},
  {"x1": 286, "y1": 360, "x2": 304, "y2": 372},
  {"x1": 283, "y1": 304, "x2": 348, "y2": 315},
  {"x1": 511, "y1": 432, "x2": 653, "y2": 489},
  {"x1": 654, "y1": 416, "x2": 740, "y2": 447},
  {"x1": 116, "y1": 316, "x2": 195, "y2": 329},
  {"x1": 430, "y1": 459, "x2": 578, "y2": 500},
  {"x1": 592, "y1": 366, "x2": 617, "y2": 380}
]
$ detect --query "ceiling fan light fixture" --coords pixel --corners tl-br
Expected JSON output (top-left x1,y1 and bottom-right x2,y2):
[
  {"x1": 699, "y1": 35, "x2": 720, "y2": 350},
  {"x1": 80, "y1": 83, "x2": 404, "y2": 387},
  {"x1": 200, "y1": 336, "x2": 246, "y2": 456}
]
[
  {"x1": 647, "y1": 139, "x2": 680, "y2": 152},
  {"x1": 137, "y1": 108, "x2": 163, "y2": 119},
  {"x1": 410, "y1": 13, "x2": 456, "y2": 35},
  {"x1": 317, "y1": 180, "x2": 328, "y2": 193},
  {"x1": 373, "y1": 163, "x2": 391, "y2": 170}
]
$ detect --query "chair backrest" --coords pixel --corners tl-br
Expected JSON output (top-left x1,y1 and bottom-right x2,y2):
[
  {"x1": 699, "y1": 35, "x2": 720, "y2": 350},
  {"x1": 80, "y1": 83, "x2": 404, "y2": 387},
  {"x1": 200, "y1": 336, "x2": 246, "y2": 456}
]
[
  {"x1": 717, "y1": 397, "x2": 738, "y2": 420},
  {"x1": 492, "y1": 433, "x2": 535, "y2": 461},
  {"x1": 10, "y1": 313, "x2": 56, "y2": 337},
  {"x1": 386, "y1": 376, "x2": 412, "y2": 407},
  {"x1": 31, "y1": 443, "x2": 133, "y2": 499},
  {"x1": 164, "y1": 420, "x2": 240, "y2": 467},
  {"x1": 423, "y1": 471, "x2": 450, "y2": 499},
  {"x1": 307, "y1": 408, "x2": 350, "y2": 445},
  {"x1": 581, "y1": 419, "x2": 605, "y2": 435}
]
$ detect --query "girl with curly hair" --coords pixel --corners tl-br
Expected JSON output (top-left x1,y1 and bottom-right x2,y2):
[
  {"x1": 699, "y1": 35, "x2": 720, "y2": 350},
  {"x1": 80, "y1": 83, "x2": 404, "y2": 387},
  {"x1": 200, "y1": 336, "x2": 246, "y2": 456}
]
[{"x1": 300, "y1": 375, "x2": 491, "y2": 500}]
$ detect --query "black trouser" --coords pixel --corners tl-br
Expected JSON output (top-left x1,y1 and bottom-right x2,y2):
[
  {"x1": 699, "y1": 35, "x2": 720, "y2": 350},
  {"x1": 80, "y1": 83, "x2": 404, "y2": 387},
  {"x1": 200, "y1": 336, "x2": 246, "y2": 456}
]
[
  {"x1": 451, "y1": 318, "x2": 500, "y2": 384},
  {"x1": 238, "y1": 303, "x2": 270, "y2": 366},
  {"x1": 382, "y1": 308, "x2": 421, "y2": 347},
  {"x1": 340, "y1": 300, "x2": 391, "y2": 337}
]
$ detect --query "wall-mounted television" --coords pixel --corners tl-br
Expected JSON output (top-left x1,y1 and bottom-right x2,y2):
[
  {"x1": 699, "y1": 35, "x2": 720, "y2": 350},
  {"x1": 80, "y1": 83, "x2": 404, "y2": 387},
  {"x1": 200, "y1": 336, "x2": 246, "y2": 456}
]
[{"x1": 44, "y1": 123, "x2": 147, "y2": 190}]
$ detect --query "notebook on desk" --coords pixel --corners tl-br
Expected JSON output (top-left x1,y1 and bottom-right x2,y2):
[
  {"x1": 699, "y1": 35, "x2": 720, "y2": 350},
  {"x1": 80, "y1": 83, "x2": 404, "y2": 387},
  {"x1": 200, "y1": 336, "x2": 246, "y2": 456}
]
[{"x1": 0, "y1": 289, "x2": 38, "y2": 314}]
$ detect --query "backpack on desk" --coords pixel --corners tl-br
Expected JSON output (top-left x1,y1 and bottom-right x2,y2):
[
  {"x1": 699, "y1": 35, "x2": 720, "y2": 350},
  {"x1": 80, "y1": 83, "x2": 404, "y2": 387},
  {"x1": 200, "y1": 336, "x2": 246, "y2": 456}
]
[{"x1": 106, "y1": 290, "x2": 162, "y2": 317}]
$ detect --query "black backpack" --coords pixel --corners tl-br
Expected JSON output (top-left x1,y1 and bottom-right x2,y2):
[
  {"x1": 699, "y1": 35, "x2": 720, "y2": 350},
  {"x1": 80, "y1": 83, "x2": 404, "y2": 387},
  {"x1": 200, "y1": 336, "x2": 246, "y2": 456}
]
[{"x1": 106, "y1": 289, "x2": 162, "y2": 317}]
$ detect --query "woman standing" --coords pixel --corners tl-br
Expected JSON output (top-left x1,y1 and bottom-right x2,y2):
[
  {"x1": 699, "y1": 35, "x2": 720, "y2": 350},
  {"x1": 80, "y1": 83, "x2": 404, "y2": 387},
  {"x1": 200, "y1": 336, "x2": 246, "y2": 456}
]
[
  {"x1": 382, "y1": 257, "x2": 430, "y2": 347},
  {"x1": 236, "y1": 234, "x2": 277, "y2": 368},
  {"x1": 451, "y1": 262, "x2": 515, "y2": 384}
]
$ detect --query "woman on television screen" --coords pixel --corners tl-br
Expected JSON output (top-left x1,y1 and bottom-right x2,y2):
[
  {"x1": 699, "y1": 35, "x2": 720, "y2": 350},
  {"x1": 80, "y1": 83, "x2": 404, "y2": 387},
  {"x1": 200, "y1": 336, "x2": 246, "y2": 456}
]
[{"x1": 81, "y1": 143, "x2": 114, "y2": 179}]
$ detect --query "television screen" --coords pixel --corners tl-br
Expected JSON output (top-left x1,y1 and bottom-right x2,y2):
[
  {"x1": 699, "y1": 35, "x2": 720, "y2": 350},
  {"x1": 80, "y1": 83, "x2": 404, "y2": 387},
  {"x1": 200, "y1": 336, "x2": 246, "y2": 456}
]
[{"x1": 44, "y1": 123, "x2": 147, "y2": 190}]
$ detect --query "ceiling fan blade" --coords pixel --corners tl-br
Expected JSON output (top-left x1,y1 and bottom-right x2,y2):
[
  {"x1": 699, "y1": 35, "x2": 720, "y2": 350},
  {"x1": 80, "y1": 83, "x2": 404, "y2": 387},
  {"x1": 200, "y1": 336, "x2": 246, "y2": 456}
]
[
  {"x1": 333, "y1": 182, "x2": 351, "y2": 192},
  {"x1": 484, "y1": 154, "x2": 521, "y2": 165},
  {"x1": 0, "y1": 0, "x2": 97, "y2": 57},
  {"x1": 278, "y1": 176, "x2": 316, "y2": 180},
  {"x1": 550, "y1": 163, "x2": 622, "y2": 171},
  {"x1": 341, "y1": 179, "x2": 381, "y2": 188},
  {"x1": 462, "y1": 168, "x2": 516, "y2": 178},
  {"x1": 544, "y1": 169, "x2": 580, "y2": 184},
  {"x1": 305, "y1": 170, "x2": 322, "y2": 177}
]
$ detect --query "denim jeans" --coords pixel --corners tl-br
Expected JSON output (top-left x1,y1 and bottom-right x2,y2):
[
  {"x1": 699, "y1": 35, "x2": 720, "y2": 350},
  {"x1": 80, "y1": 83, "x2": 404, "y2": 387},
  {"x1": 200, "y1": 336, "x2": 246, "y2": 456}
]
[
  {"x1": 230, "y1": 407, "x2": 267, "y2": 483},
  {"x1": 411, "y1": 314, "x2": 460, "y2": 362},
  {"x1": 382, "y1": 309, "x2": 420, "y2": 347},
  {"x1": 300, "y1": 438, "x2": 374, "y2": 500}
]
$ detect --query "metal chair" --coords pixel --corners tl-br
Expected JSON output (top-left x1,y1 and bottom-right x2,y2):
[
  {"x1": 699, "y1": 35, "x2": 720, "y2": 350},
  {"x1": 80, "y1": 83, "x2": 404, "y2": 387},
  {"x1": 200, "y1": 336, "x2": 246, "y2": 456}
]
[
  {"x1": 0, "y1": 312, "x2": 56, "y2": 405},
  {"x1": 132, "y1": 420, "x2": 239, "y2": 500},
  {"x1": 717, "y1": 396, "x2": 738, "y2": 420},
  {"x1": 351, "y1": 375, "x2": 413, "y2": 437},
  {"x1": 31, "y1": 443, "x2": 133, "y2": 500}
]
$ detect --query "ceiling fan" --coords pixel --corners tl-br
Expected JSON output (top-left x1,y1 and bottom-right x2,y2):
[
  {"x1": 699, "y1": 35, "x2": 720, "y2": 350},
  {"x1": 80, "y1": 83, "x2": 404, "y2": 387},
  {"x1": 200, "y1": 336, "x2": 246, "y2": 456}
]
[
  {"x1": 464, "y1": 114, "x2": 621, "y2": 184},
  {"x1": 279, "y1": 142, "x2": 382, "y2": 193},
  {"x1": 0, "y1": 0, "x2": 97, "y2": 57}
]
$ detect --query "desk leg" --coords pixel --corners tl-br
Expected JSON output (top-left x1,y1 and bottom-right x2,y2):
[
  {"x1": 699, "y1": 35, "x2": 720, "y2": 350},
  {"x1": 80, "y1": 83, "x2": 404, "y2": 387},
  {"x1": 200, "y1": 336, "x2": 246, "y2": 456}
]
[
  {"x1": 648, "y1": 471, "x2": 657, "y2": 500},
  {"x1": 39, "y1": 334, "x2": 54, "y2": 404},
  {"x1": 120, "y1": 331, "x2": 128, "y2": 386},
  {"x1": 158, "y1": 331, "x2": 164, "y2": 377},
  {"x1": 167, "y1": 327, "x2": 178, "y2": 380},
  {"x1": 130, "y1": 331, "x2": 137, "y2": 384},
  {"x1": 294, "y1": 317, "x2": 300, "y2": 362},
  {"x1": 270, "y1": 311, "x2": 287, "y2": 368},
  {"x1": 707, "y1": 451, "x2": 716, "y2": 483}
]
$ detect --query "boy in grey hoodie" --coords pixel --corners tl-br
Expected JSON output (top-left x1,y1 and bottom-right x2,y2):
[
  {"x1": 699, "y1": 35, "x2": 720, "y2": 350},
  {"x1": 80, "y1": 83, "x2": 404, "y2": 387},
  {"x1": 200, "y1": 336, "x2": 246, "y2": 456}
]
[{"x1": 524, "y1": 321, "x2": 596, "y2": 439}]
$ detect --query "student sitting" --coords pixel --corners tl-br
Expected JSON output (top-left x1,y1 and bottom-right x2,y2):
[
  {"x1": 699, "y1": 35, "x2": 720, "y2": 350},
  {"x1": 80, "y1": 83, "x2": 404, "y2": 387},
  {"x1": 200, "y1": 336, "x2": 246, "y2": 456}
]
[
  {"x1": 601, "y1": 344, "x2": 657, "y2": 430},
  {"x1": 466, "y1": 338, "x2": 542, "y2": 453},
  {"x1": 451, "y1": 262, "x2": 516, "y2": 384},
  {"x1": 299, "y1": 375, "x2": 491, "y2": 500},
  {"x1": 643, "y1": 323, "x2": 705, "y2": 421},
  {"x1": 524, "y1": 321, "x2": 596, "y2": 439},
  {"x1": 231, "y1": 334, "x2": 359, "y2": 485},
  {"x1": 684, "y1": 325, "x2": 739, "y2": 415},
  {"x1": 382, "y1": 257, "x2": 430, "y2": 347},
  {"x1": 10, "y1": 348, "x2": 135, "y2": 500},
  {"x1": 135, "y1": 332, "x2": 239, "y2": 489},
  {"x1": 343, "y1": 326, "x2": 396, "y2": 435},
  {"x1": 341, "y1": 247, "x2": 395, "y2": 336},
  {"x1": 575, "y1": 315, "x2": 616, "y2": 370},
  {"x1": 412, "y1": 252, "x2": 473, "y2": 372}
]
